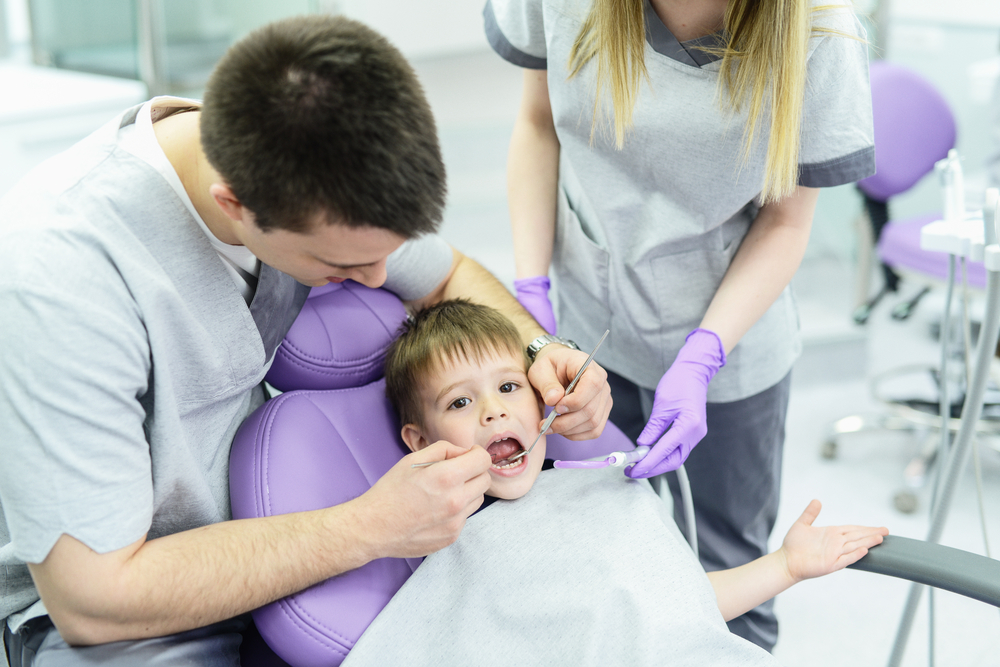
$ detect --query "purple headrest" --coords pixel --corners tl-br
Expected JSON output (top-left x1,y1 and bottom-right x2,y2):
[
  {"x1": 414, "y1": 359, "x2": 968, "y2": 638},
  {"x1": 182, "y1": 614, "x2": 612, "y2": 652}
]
[
  {"x1": 265, "y1": 281, "x2": 408, "y2": 392},
  {"x1": 857, "y1": 60, "x2": 956, "y2": 202},
  {"x1": 231, "y1": 382, "x2": 419, "y2": 667}
]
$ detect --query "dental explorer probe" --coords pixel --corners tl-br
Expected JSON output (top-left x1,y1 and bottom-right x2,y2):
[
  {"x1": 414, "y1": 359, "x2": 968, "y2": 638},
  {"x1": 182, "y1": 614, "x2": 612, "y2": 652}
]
[
  {"x1": 411, "y1": 329, "x2": 609, "y2": 469},
  {"x1": 498, "y1": 329, "x2": 609, "y2": 466}
]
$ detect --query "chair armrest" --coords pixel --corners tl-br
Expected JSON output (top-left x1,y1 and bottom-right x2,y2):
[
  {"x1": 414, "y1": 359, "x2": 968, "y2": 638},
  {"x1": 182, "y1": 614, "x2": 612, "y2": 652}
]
[{"x1": 847, "y1": 535, "x2": 1000, "y2": 607}]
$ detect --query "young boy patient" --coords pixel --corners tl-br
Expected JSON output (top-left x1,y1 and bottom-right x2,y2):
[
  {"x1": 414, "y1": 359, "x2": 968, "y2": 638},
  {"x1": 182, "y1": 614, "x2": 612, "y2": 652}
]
[{"x1": 344, "y1": 300, "x2": 888, "y2": 667}]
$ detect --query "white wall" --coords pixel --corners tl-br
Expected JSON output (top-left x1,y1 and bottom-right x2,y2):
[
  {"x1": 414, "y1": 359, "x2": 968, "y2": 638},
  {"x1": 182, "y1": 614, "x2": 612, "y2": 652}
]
[
  {"x1": 891, "y1": 0, "x2": 1000, "y2": 27},
  {"x1": 222, "y1": 0, "x2": 488, "y2": 60},
  {"x1": 340, "y1": 0, "x2": 488, "y2": 59},
  {"x1": 3, "y1": 0, "x2": 28, "y2": 53}
]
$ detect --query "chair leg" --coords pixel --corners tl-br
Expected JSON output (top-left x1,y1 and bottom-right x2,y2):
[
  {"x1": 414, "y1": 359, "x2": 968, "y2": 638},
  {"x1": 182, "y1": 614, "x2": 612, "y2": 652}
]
[
  {"x1": 891, "y1": 286, "x2": 932, "y2": 321},
  {"x1": 853, "y1": 284, "x2": 891, "y2": 325},
  {"x1": 853, "y1": 208, "x2": 876, "y2": 311},
  {"x1": 894, "y1": 430, "x2": 942, "y2": 514},
  {"x1": 821, "y1": 412, "x2": 918, "y2": 459}
]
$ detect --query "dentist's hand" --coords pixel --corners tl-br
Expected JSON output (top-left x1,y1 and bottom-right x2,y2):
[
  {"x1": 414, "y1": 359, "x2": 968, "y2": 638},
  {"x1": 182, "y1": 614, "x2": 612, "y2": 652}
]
[
  {"x1": 528, "y1": 342, "x2": 612, "y2": 440},
  {"x1": 626, "y1": 329, "x2": 725, "y2": 478},
  {"x1": 514, "y1": 276, "x2": 557, "y2": 335},
  {"x1": 363, "y1": 441, "x2": 492, "y2": 558}
]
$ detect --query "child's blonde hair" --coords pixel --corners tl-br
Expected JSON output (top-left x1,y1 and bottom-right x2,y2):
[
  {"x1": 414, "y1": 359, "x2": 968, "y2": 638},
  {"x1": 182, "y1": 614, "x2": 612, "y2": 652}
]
[
  {"x1": 384, "y1": 300, "x2": 527, "y2": 428},
  {"x1": 568, "y1": 0, "x2": 848, "y2": 203}
]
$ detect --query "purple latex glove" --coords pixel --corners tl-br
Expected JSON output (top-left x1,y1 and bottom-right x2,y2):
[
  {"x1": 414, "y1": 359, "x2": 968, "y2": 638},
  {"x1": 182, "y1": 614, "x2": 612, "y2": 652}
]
[
  {"x1": 626, "y1": 328, "x2": 726, "y2": 479},
  {"x1": 514, "y1": 275, "x2": 557, "y2": 335}
]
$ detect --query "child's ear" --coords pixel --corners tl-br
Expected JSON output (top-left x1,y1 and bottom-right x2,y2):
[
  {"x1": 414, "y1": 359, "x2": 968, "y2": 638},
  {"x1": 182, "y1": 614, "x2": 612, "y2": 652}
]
[{"x1": 400, "y1": 424, "x2": 430, "y2": 453}]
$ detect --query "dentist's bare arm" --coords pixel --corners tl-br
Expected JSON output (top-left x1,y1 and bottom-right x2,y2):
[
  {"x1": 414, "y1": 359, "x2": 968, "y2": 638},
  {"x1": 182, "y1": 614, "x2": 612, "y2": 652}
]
[
  {"x1": 508, "y1": 68, "x2": 560, "y2": 280},
  {"x1": 700, "y1": 186, "x2": 819, "y2": 353},
  {"x1": 28, "y1": 440, "x2": 491, "y2": 646}
]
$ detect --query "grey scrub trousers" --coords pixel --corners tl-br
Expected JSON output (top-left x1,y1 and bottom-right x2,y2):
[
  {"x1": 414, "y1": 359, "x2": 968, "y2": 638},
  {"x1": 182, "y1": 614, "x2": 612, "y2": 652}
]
[{"x1": 607, "y1": 369, "x2": 792, "y2": 651}]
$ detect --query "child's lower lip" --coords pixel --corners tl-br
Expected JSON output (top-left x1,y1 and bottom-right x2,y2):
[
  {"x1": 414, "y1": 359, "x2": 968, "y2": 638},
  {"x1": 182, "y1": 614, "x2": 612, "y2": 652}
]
[{"x1": 490, "y1": 454, "x2": 528, "y2": 477}]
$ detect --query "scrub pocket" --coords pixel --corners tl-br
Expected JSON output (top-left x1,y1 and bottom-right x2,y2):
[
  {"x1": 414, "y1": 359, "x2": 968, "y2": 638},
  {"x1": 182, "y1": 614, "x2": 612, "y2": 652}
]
[
  {"x1": 648, "y1": 222, "x2": 744, "y2": 362},
  {"x1": 552, "y1": 186, "x2": 612, "y2": 336}
]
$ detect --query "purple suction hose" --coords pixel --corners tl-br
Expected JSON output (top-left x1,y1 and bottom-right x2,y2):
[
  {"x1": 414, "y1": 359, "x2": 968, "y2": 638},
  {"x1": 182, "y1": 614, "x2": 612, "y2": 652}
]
[
  {"x1": 554, "y1": 446, "x2": 650, "y2": 470},
  {"x1": 553, "y1": 457, "x2": 614, "y2": 469}
]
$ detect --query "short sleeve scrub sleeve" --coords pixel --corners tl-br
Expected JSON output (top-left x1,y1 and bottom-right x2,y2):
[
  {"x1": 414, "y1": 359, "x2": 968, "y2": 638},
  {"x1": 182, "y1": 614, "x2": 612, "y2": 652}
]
[{"x1": 485, "y1": 0, "x2": 874, "y2": 401}]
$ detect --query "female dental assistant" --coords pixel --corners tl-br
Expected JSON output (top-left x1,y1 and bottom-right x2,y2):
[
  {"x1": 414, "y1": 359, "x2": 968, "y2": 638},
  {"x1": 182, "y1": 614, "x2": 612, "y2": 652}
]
[{"x1": 484, "y1": 0, "x2": 874, "y2": 650}]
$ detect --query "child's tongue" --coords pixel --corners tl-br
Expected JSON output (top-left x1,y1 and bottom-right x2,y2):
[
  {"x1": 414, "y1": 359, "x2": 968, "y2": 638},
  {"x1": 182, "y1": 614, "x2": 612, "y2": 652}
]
[{"x1": 487, "y1": 439, "x2": 521, "y2": 464}]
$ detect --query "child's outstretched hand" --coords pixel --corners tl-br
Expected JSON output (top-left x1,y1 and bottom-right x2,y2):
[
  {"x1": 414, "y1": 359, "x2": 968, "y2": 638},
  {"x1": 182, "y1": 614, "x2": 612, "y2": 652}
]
[{"x1": 778, "y1": 499, "x2": 889, "y2": 584}]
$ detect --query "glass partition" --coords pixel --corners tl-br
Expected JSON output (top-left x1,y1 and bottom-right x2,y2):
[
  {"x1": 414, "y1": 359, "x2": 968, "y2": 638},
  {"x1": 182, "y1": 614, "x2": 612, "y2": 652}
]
[{"x1": 28, "y1": 0, "x2": 319, "y2": 95}]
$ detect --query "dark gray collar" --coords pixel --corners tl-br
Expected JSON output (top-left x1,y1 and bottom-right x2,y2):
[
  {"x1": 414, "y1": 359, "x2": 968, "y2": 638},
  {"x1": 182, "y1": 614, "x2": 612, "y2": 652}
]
[
  {"x1": 644, "y1": 0, "x2": 725, "y2": 68},
  {"x1": 250, "y1": 264, "x2": 310, "y2": 363}
]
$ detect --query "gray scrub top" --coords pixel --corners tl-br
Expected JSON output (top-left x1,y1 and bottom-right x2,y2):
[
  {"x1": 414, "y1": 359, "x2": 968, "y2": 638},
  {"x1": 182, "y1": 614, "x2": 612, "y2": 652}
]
[
  {"x1": 0, "y1": 102, "x2": 454, "y2": 642},
  {"x1": 486, "y1": 0, "x2": 875, "y2": 401}
]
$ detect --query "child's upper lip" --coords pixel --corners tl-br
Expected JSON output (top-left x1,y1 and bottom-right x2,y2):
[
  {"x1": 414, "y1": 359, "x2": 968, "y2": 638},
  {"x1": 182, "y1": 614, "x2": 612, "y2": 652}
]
[{"x1": 486, "y1": 431, "x2": 523, "y2": 448}]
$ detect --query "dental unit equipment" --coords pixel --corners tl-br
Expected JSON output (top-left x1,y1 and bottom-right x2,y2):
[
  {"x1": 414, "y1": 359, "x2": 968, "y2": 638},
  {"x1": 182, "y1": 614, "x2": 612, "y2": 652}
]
[
  {"x1": 935, "y1": 148, "x2": 965, "y2": 226},
  {"x1": 886, "y1": 186, "x2": 1000, "y2": 667},
  {"x1": 553, "y1": 445, "x2": 650, "y2": 470}
]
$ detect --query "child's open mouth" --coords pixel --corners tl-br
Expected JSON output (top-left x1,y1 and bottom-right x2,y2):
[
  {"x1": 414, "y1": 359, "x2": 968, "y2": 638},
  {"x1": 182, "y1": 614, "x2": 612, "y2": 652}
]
[{"x1": 487, "y1": 435, "x2": 526, "y2": 472}]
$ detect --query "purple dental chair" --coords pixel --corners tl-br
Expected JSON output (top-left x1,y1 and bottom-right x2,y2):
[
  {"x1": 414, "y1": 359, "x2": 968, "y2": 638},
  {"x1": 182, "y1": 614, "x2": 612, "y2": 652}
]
[
  {"x1": 852, "y1": 59, "x2": 962, "y2": 326},
  {"x1": 230, "y1": 280, "x2": 633, "y2": 667}
]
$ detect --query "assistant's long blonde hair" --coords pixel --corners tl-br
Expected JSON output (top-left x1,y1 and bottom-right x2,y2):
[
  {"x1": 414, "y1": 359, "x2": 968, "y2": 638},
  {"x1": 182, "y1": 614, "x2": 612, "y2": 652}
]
[{"x1": 568, "y1": 0, "x2": 835, "y2": 203}]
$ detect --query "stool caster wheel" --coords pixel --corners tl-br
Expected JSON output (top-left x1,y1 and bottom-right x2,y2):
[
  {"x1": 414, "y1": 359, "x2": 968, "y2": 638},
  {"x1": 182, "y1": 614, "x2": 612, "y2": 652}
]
[
  {"x1": 820, "y1": 439, "x2": 838, "y2": 459},
  {"x1": 894, "y1": 490, "x2": 919, "y2": 514}
]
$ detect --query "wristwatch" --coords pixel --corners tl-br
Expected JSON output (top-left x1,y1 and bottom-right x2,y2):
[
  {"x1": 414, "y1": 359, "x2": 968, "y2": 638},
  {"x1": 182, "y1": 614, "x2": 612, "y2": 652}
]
[{"x1": 526, "y1": 334, "x2": 580, "y2": 362}]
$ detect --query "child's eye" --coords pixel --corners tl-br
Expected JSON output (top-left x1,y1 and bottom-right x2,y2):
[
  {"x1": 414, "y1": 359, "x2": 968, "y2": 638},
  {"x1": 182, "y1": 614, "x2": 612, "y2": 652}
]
[
  {"x1": 449, "y1": 397, "x2": 471, "y2": 410},
  {"x1": 499, "y1": 382, "x2": 518, "y2": 393}
]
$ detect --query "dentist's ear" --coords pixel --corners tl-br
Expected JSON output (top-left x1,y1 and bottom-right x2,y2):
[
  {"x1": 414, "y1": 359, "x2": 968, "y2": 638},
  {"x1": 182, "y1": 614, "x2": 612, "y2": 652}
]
[
  {"x1": 400, "y1": 424, "x2": 430, "y2": 453},
  {"x1": 209, "y1": 183, "x2": 246, "y2": 222}
]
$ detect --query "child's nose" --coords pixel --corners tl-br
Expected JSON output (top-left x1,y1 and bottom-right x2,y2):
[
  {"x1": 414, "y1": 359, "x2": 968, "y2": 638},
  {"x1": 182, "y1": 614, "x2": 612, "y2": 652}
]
[{"x1": 481, "y1": 397, "x2": 508, "y2": 423}]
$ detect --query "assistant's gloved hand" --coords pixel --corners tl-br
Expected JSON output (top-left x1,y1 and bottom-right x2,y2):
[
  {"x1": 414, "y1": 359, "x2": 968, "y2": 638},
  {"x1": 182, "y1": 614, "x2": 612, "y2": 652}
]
[
  {"x1": 514, "y1": 275, "x2": 557, "y2": 335},
  {"x1": 626, "y1": 328, "x2": 726, "y2": 479}
]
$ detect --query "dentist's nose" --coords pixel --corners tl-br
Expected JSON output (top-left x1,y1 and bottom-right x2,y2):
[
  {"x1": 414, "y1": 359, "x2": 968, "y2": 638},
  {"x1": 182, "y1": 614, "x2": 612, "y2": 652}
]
[{"x1": 355, "y1": 259, "x2": 389, "y2": 288}]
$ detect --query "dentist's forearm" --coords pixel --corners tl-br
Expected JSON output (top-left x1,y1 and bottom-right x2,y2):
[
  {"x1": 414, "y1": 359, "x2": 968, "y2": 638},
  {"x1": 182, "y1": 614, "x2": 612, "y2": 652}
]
[
  {"x1": 443, "y1": 251, "x2": 545, "y2": 346},
  {"x1": 29, "y1": 503, "x2": 377, "y2": 645},
  {"x1": 700, "y1": 186, "x2": 819, "y2": 353},
  {"x1": 508, "y1": 68, "x2": 560, "y2": 279},
  {"x1": 29, "y1": 444, "x2": 492, "y2": 647}
]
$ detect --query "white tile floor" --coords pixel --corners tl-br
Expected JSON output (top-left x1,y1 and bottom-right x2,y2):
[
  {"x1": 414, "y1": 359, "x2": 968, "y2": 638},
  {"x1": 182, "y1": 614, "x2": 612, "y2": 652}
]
[{"x1": 411, "y1": 48, "x2": 1000, "y2": 667}]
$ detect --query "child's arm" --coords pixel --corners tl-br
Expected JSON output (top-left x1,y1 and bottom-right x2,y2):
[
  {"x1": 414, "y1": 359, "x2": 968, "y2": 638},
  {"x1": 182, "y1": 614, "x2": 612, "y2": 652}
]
[{"x1": 706, "y1": 500, "x2": 888, "y2": 621}]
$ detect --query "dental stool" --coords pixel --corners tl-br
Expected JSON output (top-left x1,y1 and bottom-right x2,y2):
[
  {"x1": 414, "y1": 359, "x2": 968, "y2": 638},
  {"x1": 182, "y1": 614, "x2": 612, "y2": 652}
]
[
  {"x1": 230, "y1": 281, "x2": 634, "y2": 667},
  {"x1": 852, "y1": 59, "x2": 957, "y2": 326}
]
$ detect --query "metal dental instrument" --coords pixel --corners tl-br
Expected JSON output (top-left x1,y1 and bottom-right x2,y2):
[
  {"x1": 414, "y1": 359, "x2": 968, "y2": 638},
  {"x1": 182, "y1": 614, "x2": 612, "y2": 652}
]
[
  {"x1": 412, "y1": 329, "x2": 609, "y2": 469},
  {"x1": 553, "y1": 445, "x2": 650, "y2": 470},
  {"x1": 499, "y1": 329, "x2": 610, "y2": 466}
]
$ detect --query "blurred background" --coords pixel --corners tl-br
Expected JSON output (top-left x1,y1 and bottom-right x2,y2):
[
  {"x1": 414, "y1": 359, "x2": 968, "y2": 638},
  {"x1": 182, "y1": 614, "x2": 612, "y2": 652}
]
[{"x1": 1, "y1": 0, "x2": 999, "y2": 664}]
